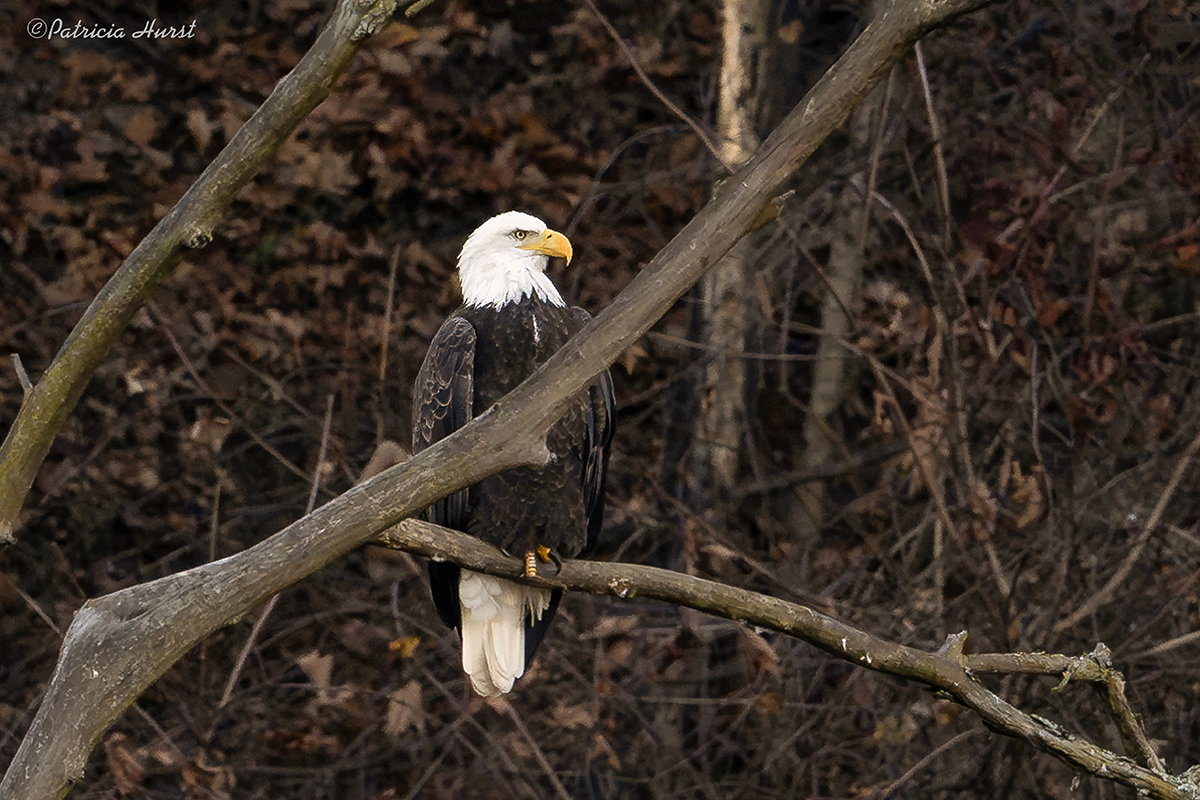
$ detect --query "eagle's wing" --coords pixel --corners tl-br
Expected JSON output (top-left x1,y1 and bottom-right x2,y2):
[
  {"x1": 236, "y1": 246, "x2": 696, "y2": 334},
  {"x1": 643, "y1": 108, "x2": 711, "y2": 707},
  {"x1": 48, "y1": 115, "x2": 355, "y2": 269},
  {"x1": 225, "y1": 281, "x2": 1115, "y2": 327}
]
[
  {"x1": 412, "y1": 314, "x2": 476, "y2": 524},
  {"x1": 570, "y1": 307, "x2": 616, "y2": 557},
  {"x1": 412, "y1": 314, "x2": 475, "y2": 632}
]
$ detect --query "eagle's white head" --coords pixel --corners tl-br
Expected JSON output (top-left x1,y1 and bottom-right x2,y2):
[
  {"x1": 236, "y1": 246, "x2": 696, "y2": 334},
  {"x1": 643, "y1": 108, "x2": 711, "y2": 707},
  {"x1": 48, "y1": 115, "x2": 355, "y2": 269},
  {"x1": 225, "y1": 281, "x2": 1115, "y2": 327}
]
[{"x1": 457, "y1": 211, "x2": 573, "y2": 308}]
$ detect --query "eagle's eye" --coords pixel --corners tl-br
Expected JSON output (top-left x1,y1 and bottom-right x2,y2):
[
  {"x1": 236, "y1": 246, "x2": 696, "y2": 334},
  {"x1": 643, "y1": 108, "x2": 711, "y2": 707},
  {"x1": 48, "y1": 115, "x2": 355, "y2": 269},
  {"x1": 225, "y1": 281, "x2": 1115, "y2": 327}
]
[{"x1": 511, "y1": 229, "x2": 530, "y2": 241}]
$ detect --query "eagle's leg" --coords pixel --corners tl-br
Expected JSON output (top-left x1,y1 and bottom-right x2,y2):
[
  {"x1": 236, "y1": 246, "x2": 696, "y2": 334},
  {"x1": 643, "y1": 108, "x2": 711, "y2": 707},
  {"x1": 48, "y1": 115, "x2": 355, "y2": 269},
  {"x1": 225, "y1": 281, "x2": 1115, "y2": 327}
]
[{"x1": 523, "y1": 546, "x2": 563, "y2": 577}]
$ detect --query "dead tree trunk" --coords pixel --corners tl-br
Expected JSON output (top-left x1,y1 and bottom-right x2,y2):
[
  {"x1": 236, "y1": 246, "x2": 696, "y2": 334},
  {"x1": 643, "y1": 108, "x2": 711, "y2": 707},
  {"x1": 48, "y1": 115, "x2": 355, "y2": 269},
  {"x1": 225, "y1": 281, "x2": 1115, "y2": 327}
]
[
  {"x1": 787, "y1": 79, "x2": 890, "y2": 561},
  {"x1": 691, "y1": 0, "x2": 770, "y2": 493}
]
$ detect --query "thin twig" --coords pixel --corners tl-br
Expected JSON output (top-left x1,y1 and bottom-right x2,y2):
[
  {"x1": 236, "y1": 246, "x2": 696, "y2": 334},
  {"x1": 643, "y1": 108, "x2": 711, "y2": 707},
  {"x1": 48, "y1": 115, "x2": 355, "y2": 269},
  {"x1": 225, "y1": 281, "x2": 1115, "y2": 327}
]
[
  {"x1": 864, "y1": 188, "x2": 1014, "y2": 598},
  {"x1": 216, "y1": 393, "x2": 337, "y2": 713},
  {"x1": 914, "y1": 41, "x2": 951, "y2": 246},
  {"x1": 865, "y1": 357, "x2": 954, "y2": 539},
  {"x1": 579, "y1": 0, "x2": 727, "y2": 169},
  {"x1": 12, "y1": 581, "x2": 61, "y2": 636},
  {"x1": 647, "y1": 330, "x2": 819, "y2": 360},
  {"x1": 129, "y1": 705, "x2": 187, "y2": 766},
  {"x1": 208, "y1": 483, "x2": 221, "y2": 563},
  {"x1": 498, "y1": 700, "x2": 574, "y2": 800},
  {"x1": 378, "y1": 245, "x2": 401, "y2": 443},
  {"x1": 859, "y1": 70, "x2": 894, "y2": 249},
  {"x1": 567, "y1": 124, "x2": 689, "y2": 236},
  {"x1": 865, "y1": 354, "x2": 1014, "y2": 598},
  {"x1": 421, "y1": 670, "x2": 528, "y2": 795},
  {"x1": 152, "y1": 303, "x2": 312, "y2": 486},
  {"x1": 1127, "y1": 629, "x2": 1200, "y2": 661},
  {"x1": 1054, "y1": 425, "x2": 1200, "y2": 634},
  {"x1": 875, "y1": 729, "x2": 983, "y2": 798},
  {"x1": 307, "y1": 393, "x2": 337, "y2": 512},
  {"x1": 403, "y1": 0, "x2": 444, "y2": 17}
]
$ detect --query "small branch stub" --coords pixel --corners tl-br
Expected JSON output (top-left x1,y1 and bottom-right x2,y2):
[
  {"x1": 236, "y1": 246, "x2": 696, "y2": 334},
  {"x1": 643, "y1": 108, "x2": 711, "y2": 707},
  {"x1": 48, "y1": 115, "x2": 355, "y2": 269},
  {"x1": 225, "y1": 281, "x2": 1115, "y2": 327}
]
[
  {"x1": 938, "y1": 630, "x2": 969, "y2": 659},
  {"x1": 403, "y1": 0, "x2": 442, "y2": 18},
  {"x1": 11, "y1": 354, "x2": 32, "y2": 394},
  {"x1": 353, "y1": 0, "x2": 399, "y2": 40},
  {"x1": 609, "y1": 577, "x2": 636, "y2": 599},
  {"x1": 183, "y1": 228, "x2": 212, "y2": 249}
]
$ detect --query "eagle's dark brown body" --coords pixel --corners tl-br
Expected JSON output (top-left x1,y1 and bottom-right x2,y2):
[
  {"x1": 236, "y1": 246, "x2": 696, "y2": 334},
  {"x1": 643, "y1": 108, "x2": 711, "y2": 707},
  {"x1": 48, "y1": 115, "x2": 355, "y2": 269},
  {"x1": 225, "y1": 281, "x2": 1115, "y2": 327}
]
[{"x1": 412, "y1": 295, "x2": 614, "y2": 667}]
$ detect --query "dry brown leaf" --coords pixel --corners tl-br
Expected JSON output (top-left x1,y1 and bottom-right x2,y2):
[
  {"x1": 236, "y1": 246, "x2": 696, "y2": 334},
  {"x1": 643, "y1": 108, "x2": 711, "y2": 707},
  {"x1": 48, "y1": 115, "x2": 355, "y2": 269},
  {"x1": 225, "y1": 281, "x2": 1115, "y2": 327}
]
[
  {"x1": 276, "y1": 140, "x2": 358, "y2": 195},
  {"x1": 601, "y1": 637, "x2": 635, "y2": 673},
  {"x1": 872, "y1": 713, "x2": 917, "y2": 745},
  {"x1": 189, "y1": 408, "x2": 231, "y2": 454},
  {"x1": 382, "y1": 20, "x2": 421, "y2": 46},
  {"x1": 1009, "y1": 462, "x2": 1046, "y2": 529},
  {"x1": 740, "y1": 628, "x2": 780, "y2": 677},
  {"x1": 1035, "y1": 298, "x2": 1072, "y2": 328},
  {"x1": 265, "y1": 307, "x2": 307, "y2": 340},
  {"x1": 969, "y1": 477, "x2": 997, "y2": 541},
  {"x1": 116, "y1": 71, "x2": 157, "y2": 103},
  {"x1": 777, "y1": 19, "x2": 804, "y2": 44},
  {"x1": 585, "y1": 615, "x2": 639, "y2": 639},
  {"x1": 620, "y1": 341, "x2": 648, "y2": 374},
  {"x1": 314, "y1": 146, "x2": 358, "y2": 195},
  {"x1": 296, "y1": 650, "x2": 334, "y2": 704},
  {"x1": 387, "y1": 635, "x2": 421, "y2": 658},
  {"x1": 103, "y1": 732, "x2": 145, "y2": 796},
  {"x1": 590, "y1": 733, "x2": 622, "y2": 769},
  {"x1": 64, "y1": 136, "x2": 109, "y2": 183},
  {"x1": 186, "y1": 107, "x2": 213, "y2": 153},
  {"x1": 386, "y1": 681, "x2": 425, "y2": 738},
  {"x1": 61, "y1": 49, "x2": 118, "y2": 94},
  {"x1": 122, "y1": 108, "x2": 160, "y2": 147},
  {"x1": 551, "y1": 703, "x2": 595, "y2": 729},
  {"x1": 1175, "y1": 243, "x2": 1199, "y2": 274},
  {"x1": 182, "y1": 759, "x2": 234, "y2": 800},
  {"x1": 903, "y1": 377, "x2": 950, "y2": 496},
  {"x1": 755, "y1": 692, "x2": 783, "y2": 714},
  {"x1": 360, "y1": 441, "x2": 408, "y2": 482},
  {"x1": 518, "y1": 112, "x2": 556, "y2": 147}
]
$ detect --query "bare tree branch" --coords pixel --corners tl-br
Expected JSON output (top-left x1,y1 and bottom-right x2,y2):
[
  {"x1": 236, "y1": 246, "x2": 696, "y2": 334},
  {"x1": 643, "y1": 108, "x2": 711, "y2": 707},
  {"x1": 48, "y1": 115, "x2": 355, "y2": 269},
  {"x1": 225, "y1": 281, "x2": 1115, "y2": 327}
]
[
  {"x1": 1053, "y1": 421, "x2": 1200, "y2": 634},
  {"x1": 379, "y1": 520, "x2": 1185, "y2": 798}
]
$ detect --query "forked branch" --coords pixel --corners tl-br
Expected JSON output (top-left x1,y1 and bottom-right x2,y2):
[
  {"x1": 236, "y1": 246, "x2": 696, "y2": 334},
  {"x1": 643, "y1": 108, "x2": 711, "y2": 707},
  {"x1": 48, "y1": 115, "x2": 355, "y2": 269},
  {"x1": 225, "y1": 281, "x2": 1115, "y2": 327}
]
[{"x1": 380, "y1": 520, "x2": 1190, "y2": 799}]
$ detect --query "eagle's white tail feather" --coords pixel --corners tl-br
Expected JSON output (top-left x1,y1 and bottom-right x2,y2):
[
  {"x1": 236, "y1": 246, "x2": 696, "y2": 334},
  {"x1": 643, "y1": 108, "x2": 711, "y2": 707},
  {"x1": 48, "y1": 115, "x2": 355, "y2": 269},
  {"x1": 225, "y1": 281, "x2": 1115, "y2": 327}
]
[{"x1": 458, "y1": 571, "x2": 552, "y2": 696}]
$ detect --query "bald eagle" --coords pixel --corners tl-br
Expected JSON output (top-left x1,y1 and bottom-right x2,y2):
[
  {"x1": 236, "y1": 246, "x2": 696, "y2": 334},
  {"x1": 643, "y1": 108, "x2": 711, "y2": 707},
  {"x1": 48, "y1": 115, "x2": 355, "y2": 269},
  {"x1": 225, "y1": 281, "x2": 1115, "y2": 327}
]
[{"x1": 412, "y1": 211, "x2": 615, "y2": 696}]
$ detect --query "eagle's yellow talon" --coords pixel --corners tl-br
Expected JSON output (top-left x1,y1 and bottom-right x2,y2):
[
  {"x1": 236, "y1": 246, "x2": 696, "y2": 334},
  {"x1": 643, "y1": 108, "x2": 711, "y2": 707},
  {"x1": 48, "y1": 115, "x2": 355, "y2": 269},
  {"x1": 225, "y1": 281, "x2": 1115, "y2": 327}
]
[
  {"x1": 538, "y1": 545, "x2": 563, "y2": 574},
  {"x1": 524, "y1": 550, "x2": 538, "y2": 578}
]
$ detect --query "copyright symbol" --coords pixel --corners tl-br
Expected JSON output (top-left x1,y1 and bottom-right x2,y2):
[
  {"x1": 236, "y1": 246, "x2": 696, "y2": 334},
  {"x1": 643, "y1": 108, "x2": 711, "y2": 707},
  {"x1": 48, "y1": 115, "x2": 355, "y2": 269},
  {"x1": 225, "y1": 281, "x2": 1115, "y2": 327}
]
[{"x1": 27, "y1": 18, "x2": 47, "y2": 38}]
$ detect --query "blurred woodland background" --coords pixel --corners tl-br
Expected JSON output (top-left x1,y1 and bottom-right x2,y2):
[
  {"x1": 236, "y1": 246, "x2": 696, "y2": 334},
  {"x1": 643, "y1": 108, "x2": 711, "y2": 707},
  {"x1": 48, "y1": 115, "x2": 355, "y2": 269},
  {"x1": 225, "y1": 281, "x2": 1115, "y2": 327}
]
[{"x1": 1, "y1": 0, "x2": 1199, "y2": 797}]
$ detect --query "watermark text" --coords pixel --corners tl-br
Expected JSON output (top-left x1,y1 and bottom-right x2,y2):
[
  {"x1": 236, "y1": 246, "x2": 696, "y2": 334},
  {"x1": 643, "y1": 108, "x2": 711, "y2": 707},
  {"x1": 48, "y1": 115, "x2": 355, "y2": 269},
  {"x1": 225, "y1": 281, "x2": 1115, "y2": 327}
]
[{"x1": 27, "y1": 18, "x2": 198, "y2": 40}]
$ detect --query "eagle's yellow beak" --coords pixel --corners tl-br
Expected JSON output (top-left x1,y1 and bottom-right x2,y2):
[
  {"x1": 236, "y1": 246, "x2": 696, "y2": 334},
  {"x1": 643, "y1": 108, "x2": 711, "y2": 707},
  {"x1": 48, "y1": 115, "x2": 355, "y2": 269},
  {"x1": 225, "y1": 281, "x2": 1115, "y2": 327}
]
[{"x1": 518, "y1": 229, "x2": 573, "y2": 265}]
